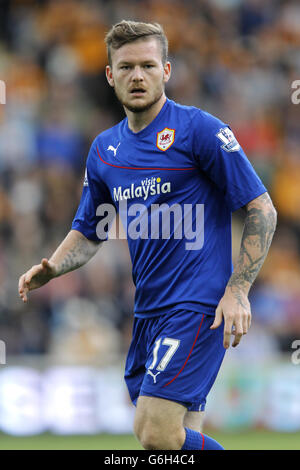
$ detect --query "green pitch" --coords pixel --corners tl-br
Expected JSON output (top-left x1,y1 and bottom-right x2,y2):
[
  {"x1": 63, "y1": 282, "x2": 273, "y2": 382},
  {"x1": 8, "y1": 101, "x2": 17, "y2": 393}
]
[{"x1": 0, "y1": 431, "x2": 299, "y2": 450}]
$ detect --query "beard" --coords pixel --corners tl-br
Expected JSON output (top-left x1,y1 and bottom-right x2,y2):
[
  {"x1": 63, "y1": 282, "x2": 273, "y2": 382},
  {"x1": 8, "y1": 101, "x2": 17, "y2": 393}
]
[{"x1": 114, "y1": 86, "x2": 164, "y2": 113}]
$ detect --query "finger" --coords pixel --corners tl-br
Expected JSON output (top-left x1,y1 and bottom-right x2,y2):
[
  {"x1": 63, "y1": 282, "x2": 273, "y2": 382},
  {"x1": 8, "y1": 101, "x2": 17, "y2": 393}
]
[
  {"x1": 24, "y1": 272, "x2": 33, "y2": 286},
  {"x1": 232, "y1": 319, "x2": 243, "y2": 347},
  {"x1": 19, "y1": 281, "x2": 29, "y2": 302},
  {"x1": 210, "y1": 305, "x2": 223, "y2": 329},
  {"x1": 18, "y1": 274, "x2": 26, "y2": 293},
  {"x1": 24, "y1": 265, "x2": 41, "y2": 285},
  {"x1": 223, "y1": 315, "x2": 233, "y2": 349},
  {"x1": 242, "y1": 314, "x2": 249, "y2": 335},
  {"x1": 20, "y1": 287, "x2": 28, "y2": 302}
]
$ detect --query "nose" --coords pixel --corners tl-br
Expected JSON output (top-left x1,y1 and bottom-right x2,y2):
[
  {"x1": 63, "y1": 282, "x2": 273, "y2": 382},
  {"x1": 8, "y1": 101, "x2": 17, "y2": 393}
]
[{"x1": 132, "y1": 65, "x2": 144, "y2": 81}]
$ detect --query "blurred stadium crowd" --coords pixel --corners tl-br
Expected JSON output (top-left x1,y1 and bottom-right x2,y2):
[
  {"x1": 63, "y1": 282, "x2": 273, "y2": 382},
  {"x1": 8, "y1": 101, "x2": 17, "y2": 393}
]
[{"x1": 0, "y1": 0, "x2": 299, "y2": 363}]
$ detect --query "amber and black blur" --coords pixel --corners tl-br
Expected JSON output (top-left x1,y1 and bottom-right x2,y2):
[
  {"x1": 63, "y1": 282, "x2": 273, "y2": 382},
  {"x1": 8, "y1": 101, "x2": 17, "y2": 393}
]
[{"x1": 0, "y1": 0, "x2": 300, "y2": 431}]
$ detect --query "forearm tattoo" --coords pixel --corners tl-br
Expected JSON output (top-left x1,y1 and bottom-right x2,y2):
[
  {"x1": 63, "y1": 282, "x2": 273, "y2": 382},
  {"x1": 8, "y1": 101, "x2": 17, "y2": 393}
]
[
  {"x1": 228, "y1": 193, "x2": 277, "y2": 293},
  {"x1": 55, "y1": 236, "x2": 99, "y2": 276}
]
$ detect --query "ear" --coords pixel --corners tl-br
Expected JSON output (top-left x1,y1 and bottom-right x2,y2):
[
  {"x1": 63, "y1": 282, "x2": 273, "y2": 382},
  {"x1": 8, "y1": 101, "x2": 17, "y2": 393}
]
[
  {"x1": 163, "y1": 61, "x2": 171, "y2": 84},
  {"x1": 106, "y1": 65, "x2": 114, "y2": 87}
]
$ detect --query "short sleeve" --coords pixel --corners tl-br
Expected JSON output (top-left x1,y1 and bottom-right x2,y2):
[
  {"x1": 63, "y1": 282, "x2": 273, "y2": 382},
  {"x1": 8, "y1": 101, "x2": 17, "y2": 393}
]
[
  {"x1": 191, "y1": 110, "x2": 267, "y2": 211},
  {"x1": 71, "y1": 139, "x2": 115, "y2": 241}
]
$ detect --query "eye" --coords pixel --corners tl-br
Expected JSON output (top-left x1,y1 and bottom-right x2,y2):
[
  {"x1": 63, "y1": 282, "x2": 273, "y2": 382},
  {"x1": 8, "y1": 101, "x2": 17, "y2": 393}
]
[
  {"x1": 144, "y1": 64, "x2": 154, "y2": 69},
  {"x1": 120, "y1": 65, "x2": 131, "y2": 70}
]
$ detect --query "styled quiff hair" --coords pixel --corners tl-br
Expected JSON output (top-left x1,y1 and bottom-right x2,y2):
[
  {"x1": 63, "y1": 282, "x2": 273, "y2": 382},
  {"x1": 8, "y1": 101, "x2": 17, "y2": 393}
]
[{"x1": 105, "y1": 20, "x2": 168, "y2": 66}]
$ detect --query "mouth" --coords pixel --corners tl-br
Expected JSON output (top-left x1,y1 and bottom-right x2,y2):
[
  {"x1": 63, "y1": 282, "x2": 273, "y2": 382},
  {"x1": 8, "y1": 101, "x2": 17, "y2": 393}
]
[{"x1": 130, "y1": 88, "x2": 146, "y2": 96}]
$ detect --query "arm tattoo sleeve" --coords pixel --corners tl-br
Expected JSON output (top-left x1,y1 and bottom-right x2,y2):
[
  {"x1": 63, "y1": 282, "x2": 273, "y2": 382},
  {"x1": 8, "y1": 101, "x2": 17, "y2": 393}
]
[{"x1": 228, "y1": 193, "x2": 277, "y2": 293}]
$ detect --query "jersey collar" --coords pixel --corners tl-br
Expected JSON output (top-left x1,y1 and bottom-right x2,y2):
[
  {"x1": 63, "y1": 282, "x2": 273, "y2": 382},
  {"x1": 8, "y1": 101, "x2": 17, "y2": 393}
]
[{"x1": 123, "y1": 98, "x2": 170, "y2": 139}]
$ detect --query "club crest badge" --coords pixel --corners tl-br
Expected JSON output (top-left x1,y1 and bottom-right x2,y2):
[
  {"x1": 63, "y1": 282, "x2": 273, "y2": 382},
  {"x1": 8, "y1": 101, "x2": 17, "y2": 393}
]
[{"x1": 156, "y1": 128, "x2": 175, "y2": 151}]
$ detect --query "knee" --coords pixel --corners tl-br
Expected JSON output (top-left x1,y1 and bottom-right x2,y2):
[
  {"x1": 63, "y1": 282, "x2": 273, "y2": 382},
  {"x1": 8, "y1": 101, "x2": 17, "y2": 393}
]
[
  {"x1": 137, "y1": 425, "x2": 161, "y2": 450},
  {"x1": 134, "y1": 420, "x2": 184, "y2": 450},
  {"x1": 134, "y1": 396, "x2": 186, "y2": 449}
]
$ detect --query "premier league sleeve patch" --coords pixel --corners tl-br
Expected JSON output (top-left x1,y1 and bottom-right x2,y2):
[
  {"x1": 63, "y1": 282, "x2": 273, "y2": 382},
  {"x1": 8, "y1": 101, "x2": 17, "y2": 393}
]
[
  {"x1": 216, "y1": 127, "x2": 241, "y2": 152},
  {"x1": 83, "y1": 168, "x2": 89, "y2": 186}
]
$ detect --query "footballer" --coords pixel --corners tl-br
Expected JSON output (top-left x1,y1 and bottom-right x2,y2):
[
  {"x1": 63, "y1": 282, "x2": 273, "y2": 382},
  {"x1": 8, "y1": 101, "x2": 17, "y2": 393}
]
[{"x1": 19, "y1": 21, "x2": 277, "y2": 450}]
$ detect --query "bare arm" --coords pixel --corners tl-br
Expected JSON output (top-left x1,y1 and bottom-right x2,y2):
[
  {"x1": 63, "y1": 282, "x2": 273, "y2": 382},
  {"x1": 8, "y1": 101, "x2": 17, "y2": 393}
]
[
  {"x1": 227, "y1": 192, "x2": 277, "y2": 293},
  {"x1": 49, "y1": 229, "x2": 101, "y2": 276},
  {"x1": 18, "y1": 230, "x2": 101, "y2": 303},
  {"x1": 211, "y1": 192, "x2": 277, "y2": 348}
]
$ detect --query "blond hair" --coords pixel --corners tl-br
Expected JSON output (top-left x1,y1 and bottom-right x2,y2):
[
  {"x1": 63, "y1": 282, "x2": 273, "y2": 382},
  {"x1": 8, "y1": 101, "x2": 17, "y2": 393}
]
[{"x1": 105, "y1": 20, "x2": 168, "y2": 65}]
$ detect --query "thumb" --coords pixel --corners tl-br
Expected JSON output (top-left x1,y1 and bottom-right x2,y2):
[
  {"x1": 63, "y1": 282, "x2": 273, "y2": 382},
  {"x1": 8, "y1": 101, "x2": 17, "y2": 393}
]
[
  {"x1": 41, "y1": 258, "x2": 57, "y2": 277},
  {"x1": 41, "y1": 258, "x2": 50, "y2": 269},
  {"x1": 210, "y1": 305, "x2": 223, "y2": 329}
]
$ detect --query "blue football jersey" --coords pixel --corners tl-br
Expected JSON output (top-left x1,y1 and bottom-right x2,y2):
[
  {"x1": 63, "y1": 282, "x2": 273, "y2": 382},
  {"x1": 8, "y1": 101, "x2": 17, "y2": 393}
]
[{"x1": 72, "y1": 98, "x2": 267, "y2": 317}]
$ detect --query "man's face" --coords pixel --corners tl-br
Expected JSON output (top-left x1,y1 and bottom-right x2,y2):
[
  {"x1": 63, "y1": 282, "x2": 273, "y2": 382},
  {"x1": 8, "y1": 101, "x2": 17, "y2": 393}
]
[{"x1": 106, "y1": 38, "x2": 171, "y2": 113}]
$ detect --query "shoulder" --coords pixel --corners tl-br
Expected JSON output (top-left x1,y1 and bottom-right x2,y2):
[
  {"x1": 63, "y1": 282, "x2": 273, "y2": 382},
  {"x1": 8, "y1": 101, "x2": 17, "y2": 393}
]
[
  {"x1": 93, "y1": 119, "x2": 125, "y2": 148},
  {"x1": 168, "y1": 99, "x2": 201, "y2": 122},
  {"x1": 169, "y1": 99, "x2": 226, "y2": 133},
  {"x1": 86, "y1": 119, "x2": 125, "y2": 164},
  {"x1": 170, "y1": 101, "x2": 231, "y2": 154}
]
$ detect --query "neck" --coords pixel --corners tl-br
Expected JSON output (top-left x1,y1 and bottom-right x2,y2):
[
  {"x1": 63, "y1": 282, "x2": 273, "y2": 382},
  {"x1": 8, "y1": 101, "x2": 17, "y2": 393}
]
[{"x1": 125, "y1": 94, "x2": 167, "y2": 133}]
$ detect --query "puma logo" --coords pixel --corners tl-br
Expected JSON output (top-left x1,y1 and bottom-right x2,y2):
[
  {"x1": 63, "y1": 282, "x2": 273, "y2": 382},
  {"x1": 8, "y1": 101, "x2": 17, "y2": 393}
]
[
  {"x1": 107, "y1": 142, "x2": 121, "y2": 157},
  {"x1": 146, "y1": 369, "x2": 160, "y2": 384}
]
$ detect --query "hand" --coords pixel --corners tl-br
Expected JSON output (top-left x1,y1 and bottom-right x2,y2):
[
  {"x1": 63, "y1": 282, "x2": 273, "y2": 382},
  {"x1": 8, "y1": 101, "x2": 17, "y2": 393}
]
[
  {"x1": 210, "y1": 287, "x2": 251, "y2": 349},
  {"x1": 18, "y1": 258, "x2": 57, "y2": 303}
]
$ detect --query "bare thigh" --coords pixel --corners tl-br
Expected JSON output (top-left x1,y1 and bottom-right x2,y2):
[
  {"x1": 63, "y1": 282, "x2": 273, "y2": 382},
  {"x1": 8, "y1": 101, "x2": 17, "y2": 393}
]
[{"x1": 134, "y1": 396, "x2": 186, "y2": 434}]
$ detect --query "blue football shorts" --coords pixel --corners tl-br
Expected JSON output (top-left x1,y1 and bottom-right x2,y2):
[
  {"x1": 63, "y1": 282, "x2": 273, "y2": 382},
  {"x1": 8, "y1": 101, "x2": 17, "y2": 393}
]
[{"x1": 124, "y1": 309, "x2": 226, "y2": 412}]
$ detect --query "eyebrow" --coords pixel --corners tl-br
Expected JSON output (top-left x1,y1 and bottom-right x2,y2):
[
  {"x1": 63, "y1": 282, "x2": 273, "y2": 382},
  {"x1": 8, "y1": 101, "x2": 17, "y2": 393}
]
[{"x1": 117, "y1": 60, "x2": 157, "y2": 66}]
